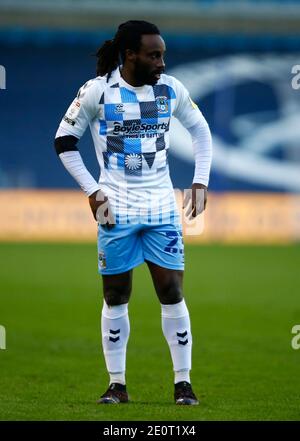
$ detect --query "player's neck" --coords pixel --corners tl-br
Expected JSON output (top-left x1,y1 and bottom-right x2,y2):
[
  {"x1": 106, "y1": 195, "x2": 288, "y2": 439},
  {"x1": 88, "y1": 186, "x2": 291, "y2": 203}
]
[{"x1": 120, "y1": 66, "x2": 144, "y2": 88}]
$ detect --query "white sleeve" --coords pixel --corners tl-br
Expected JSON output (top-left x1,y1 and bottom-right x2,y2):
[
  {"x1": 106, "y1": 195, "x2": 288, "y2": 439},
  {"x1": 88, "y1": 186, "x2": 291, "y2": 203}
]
[
  {"x1": 186, "y1": 117, "x2": 213, "y2": 187},
  {"x1": 56, "y1": 79, "x2": 101, "y2": 139},
  {"x1": 55, "y1": 79, "x2": 102, "y2": 196},
  {"x1": 59, "y1": 151, "x2": 100, "y2": 197},
  {"x1": 171, "y1": 77, "x2": 212, "y2": 186},
  {"x1": 172, "y1": 77, "x2": 203, "y2": 129}
]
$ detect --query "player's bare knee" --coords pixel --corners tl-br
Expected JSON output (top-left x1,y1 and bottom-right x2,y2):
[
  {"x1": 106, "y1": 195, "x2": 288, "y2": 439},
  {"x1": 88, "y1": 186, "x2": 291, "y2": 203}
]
[
  {"x1": 104, "y1": 285, "x2": 131, "y2": 306},
  {"x1": 157, "y1": 283, "x2": 183, "y2": 305}
]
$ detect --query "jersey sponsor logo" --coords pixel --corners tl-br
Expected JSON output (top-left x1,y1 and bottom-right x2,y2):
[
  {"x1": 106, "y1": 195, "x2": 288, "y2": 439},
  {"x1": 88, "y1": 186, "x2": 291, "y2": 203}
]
[
  {"x1": 112, "y1": 121, "x2": 169, "y2": 135},
  {"x1": 114, "y1": 103, "x2": 125, "y2": 114},
  {"x1": 156, "y1": 96, "x2": 169, "y2": 113}
]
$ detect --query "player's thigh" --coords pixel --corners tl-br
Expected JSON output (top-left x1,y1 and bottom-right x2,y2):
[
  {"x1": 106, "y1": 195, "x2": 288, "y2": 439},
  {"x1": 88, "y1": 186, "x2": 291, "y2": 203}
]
[
  {"x1": 146, "y1": 260, "x2": 183, "y2": 304},
  {"x1": 102, "y1": 270, "x2": 133, "y2": 306},
  {"x1": 97, "y1": 223, "x2": 144, "y2": 276}
]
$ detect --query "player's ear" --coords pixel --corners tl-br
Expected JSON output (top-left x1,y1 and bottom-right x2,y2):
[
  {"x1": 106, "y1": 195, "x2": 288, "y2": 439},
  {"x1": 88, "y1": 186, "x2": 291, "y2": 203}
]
[{"x1": 125, "y1": 49, "x2": 137, "y2": 63}]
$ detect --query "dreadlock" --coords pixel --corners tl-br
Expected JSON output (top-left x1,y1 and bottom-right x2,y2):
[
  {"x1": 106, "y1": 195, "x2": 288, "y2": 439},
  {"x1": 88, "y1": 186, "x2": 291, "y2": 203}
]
[{"x1": 95, "y1": 20, "x2": 160, "y2": 82}]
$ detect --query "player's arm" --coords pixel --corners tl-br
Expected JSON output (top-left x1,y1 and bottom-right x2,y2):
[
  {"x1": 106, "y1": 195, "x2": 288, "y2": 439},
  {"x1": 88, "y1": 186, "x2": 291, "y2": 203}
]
[
  {"x1": 54, "y1": 80, "x2": 110, "y2": 222},
  {"x1": 54, "y1": 133, "x2": 105, "y2": 220},
  {"x1": 183, "y1": 116, "x2": 212, "y2": 219},
  {"x1": 173, "y1": 79, "x2": 212, "y2": 218}
]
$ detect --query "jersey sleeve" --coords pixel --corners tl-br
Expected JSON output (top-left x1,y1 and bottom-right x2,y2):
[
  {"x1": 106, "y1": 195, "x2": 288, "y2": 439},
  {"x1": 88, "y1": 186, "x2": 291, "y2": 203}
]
[
  {"x1": 172, "y1": 77, "x2": 203, "y2": 129},
  {"x1": 56, "y1": 79, "x2": 101, "y2": 139}
]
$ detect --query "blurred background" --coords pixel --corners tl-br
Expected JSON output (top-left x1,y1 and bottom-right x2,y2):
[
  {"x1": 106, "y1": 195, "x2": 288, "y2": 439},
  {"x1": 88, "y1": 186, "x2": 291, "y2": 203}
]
[{"x1": 0, "y1": 0, "x2": 300, "y2": 242}]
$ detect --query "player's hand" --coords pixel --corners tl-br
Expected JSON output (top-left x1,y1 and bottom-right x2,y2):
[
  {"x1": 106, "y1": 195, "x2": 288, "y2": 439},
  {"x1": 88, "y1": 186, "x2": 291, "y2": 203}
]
[
  {"x1": 183, "y1": 183, "x2": 207, "y2": 220},
  {"x1": 88, "y1": 189, "x2": 115, "y2": 229}
]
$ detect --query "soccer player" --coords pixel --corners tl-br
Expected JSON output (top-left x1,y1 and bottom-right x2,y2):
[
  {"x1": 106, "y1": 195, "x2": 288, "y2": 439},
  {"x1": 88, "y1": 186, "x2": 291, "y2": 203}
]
[{"x1": 54, "y1": 20, "x2": 212, "y2": 405}]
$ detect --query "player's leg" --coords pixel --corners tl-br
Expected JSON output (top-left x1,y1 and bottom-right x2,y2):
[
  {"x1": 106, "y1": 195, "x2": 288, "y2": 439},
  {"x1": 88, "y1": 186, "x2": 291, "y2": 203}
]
[
  {"x1": 98, "y1": 271, "x2": 132, "y2": 404},
  {"x1": 97, "y1": 223, "x2": 144, "y2": 404},
  {"x1": 146, "y1": 262, "x2": 198, "y2": 405},
  {"x1": 143, "y1": 224, "x2": 198, "y2": 405},
  {"x1": 102, "y1": 270, "x2": 133, "y2": 306},
  {"x1": 146, "y1": 261, "x2": 184, "y2": 304}
]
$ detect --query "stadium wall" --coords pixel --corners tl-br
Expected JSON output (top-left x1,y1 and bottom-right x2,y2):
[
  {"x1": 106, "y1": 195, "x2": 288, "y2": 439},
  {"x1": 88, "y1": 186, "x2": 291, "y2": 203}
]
[{"x1": 0, "y1": 190, "x2": 299, "y2": 244}]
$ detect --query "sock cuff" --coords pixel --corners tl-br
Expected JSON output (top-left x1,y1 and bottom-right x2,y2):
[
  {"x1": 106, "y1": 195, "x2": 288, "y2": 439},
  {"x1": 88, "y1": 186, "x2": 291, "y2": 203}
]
[
  {"x1": 102, "y1": 301, "x2": 128, "y2": 319},
  {"x1": 161, "y1": 299, "x2": 189, "y2": 319}
]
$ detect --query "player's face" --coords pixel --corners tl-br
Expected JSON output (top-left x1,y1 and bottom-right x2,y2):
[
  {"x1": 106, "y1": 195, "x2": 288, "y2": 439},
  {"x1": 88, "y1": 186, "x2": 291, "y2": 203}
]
[{"x1": 133, "y1": 34, "x2": 166, "y2": 86}]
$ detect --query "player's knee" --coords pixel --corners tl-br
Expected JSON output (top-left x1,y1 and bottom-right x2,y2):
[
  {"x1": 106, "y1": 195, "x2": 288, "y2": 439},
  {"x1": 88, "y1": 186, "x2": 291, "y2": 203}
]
[
  {"x1": 157, "y1": 282, "x2": 183, "y2": 305},
  {"x1": 104, "y1": 285, "x2": 131, "y2": 306}
]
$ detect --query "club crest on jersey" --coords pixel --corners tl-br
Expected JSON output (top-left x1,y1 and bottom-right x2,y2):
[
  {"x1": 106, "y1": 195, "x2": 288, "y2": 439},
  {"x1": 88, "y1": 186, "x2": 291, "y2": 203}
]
[
  {"x1": 114, "y1": 103, "x2": 125, "y2": 114},
  {"x1": 156, "y1": 96, "x2": 168, "y2": 114}
]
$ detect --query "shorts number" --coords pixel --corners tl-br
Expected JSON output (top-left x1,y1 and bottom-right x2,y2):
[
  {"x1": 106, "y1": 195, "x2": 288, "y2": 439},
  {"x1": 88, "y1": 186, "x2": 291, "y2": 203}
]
[{"x1": 164, "y1": 231, "x2": 183, "y2": 254}]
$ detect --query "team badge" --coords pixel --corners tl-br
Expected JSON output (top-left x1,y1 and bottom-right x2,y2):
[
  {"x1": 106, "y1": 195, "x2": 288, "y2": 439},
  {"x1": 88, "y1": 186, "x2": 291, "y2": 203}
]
[
  {"x1": 98, "y1": 251, "x2": 107, "y2": 269},
  {"x1": 156, "y1": 96, "x2": 168, "y2": 114}
]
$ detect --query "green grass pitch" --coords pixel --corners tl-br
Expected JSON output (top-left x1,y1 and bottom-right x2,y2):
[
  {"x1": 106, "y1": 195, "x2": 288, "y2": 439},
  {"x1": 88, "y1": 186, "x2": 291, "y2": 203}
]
[{"x1": 0, "y1": 242, "x2": 299, "y2": 421}]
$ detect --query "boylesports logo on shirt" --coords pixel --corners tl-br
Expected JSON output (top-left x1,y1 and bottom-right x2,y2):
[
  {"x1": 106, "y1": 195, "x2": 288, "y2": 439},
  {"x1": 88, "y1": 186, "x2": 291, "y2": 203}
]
[{"x1": 112, "y1": 121, "x2": 169, "y2": 136}]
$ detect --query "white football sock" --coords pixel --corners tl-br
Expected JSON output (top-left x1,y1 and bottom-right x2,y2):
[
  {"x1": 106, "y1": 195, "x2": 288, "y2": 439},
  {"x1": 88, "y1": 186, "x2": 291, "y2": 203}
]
[
  {"x1": 108, "y1": 372, "x2": 126, "y2": 386},
  {"x1": 161, "y1": 299, "x2": 192, "y2": 383},
  {"x1": 174, "y1": 369, "x2": 190, "y2": 384},
  {"x1": 101, "y1": 301, "x2": 130, "y2": 385}
]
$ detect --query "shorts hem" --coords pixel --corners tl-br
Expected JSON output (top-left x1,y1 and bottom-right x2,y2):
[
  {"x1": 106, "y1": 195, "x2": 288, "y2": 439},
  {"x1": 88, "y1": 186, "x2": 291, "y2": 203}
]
[
  {"x1": 98, "y1": 258, "x2": 145, "y2": 275},
  {"x1": 143, "y1": 254, "x2": 184, "y2": 271}
]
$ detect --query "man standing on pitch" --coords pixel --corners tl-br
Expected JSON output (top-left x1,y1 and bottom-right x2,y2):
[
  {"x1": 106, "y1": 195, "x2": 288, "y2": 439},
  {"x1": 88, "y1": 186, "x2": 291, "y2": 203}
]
[{"x1": 55, "y1": 20, "x2": 212, "y2": 405}]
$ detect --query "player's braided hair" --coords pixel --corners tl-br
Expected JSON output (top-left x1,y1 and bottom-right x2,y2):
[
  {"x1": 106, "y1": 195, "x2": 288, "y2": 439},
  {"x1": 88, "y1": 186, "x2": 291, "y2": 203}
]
[{"x1": 95, "y1": 20, "x2": 160, "y2": 82}]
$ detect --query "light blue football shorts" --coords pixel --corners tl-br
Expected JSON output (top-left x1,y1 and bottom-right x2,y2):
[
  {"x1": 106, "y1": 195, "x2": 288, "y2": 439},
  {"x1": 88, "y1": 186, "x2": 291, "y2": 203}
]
[{"x1": 97, "y1": 221, "x2": 184, "y2": 275}]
